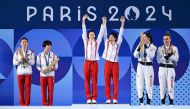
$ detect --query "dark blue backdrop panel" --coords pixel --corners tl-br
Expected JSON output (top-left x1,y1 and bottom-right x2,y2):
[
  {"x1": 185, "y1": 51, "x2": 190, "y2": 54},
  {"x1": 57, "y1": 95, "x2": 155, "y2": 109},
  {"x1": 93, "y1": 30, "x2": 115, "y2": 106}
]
[{"x1": 0, "y1": 0, "x2": 190, "y2": 28}]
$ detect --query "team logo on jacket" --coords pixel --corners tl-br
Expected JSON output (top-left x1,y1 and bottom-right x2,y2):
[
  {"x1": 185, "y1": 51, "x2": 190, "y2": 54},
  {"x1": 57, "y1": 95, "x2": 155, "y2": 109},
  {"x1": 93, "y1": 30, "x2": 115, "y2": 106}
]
[
  {"x1": 15, "y1": 29, "x2": 72, "y2": 85},
  {"x1": 132, "y1": 29, "x2": 190, "y2": 85}
]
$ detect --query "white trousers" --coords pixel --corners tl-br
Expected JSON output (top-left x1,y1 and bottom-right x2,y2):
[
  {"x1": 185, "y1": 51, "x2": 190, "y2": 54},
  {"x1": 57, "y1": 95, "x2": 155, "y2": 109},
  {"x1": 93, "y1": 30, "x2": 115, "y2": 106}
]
[
  {"x1": 158, "y1": 67, "x2": 175, "y2": 99},
  {"x1": 136, "y1": 63, "x2": 154, "y2": 99}
]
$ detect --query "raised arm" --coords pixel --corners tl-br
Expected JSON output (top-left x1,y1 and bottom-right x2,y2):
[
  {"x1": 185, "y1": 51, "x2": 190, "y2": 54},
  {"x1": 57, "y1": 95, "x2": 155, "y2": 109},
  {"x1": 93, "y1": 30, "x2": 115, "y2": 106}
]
[
  {"x1": 117, "y1": 16, "x2": 125, "y2": 45},
  {"x1": 97, "y1": 16, "x2": 107, "y2": 44},
  {"x1": 82, "y1": 14, "x2": 88, "y2": 41},
  {"x1": 103, "y1": 17, "x2": 108, "y2": 43}
]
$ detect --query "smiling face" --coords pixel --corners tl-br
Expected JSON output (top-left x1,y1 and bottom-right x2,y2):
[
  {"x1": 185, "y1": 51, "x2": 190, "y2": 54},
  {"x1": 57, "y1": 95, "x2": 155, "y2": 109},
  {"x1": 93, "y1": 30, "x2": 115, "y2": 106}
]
[
  {"x1": 20, "y1": 39, "x2": 28, "y2": 49},
  {"x1": 44, "y1": 44, "x2": 52, "y2": 53},
  {"x1": 142, "y1": 34, "x2": 150, "y2": 44},
  {"x1": 163, "y1": 35, "x2": 171, "y2": 46},
  {"x1": 109, "y1": 34, "x2": 116, "y2": 42},
  {"x1": 88, "y1": 31, "x2": 96, "y2": 40}
]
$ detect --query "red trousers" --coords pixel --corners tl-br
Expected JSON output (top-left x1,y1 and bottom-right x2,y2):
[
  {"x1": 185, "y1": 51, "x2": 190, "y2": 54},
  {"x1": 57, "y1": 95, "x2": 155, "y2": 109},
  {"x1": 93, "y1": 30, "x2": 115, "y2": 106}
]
[
  {"x1": 17, "y1": 75, "x2": 32, "y2": 106},
  {"x1": 40, "y1": 76, "x2": 54, "y2": 106},
  {"x1": 83, "y1": 60, "x2": 98, "y2": 100},
  {"x1": 104, "y1": 60, "x2": 119, "y2": 100}
]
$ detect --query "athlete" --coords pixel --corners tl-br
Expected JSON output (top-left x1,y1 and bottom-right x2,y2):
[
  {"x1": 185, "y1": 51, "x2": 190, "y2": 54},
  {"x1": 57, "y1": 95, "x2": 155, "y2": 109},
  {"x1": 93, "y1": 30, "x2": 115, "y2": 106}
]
[
  {"x1": 13, "y1": 37, "x2": 35, "y2": 106},
  {"x1": 157, "y1": 31, "x2": 179, "y2": 105},
  {"x1": 102, "y1": 16, "x2": 125, "y2": 104},
  {"x1": 36, "y1": 40, "x2": 59, "y2": 106},
  {"x1": 82, "y1": 14, "x2": 106, "y2": 104},
  {"x1": 134, "y1": 33, "x2": 157, "y2": 105}
]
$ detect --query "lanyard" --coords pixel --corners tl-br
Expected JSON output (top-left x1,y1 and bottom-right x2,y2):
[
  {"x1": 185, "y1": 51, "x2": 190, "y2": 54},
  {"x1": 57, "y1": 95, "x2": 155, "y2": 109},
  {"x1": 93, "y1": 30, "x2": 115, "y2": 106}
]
[
  {"x1": 44, "y1": 52, "x2": 50, "y2": 67},
  {"x1": 164, "y1": 44, "x2": 172, "y2": 55},
  {"x1": 143, "y1": 44, "x2": 150, "y2": 58},
  {"x1": 22, "y1": 49, "x2": 28, "y2": 58}
]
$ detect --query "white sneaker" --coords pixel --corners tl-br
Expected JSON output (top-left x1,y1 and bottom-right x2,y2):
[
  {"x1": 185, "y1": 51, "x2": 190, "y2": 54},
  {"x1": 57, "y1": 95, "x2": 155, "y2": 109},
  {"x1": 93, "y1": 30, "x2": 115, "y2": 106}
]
[
  {"x1": 87, "y1": 99, "x2": 92, "y2": 104},
  {"x1": 105, "y1": 100, "x2": 111, "y2": 104},
  {"x1": 113, "y1": 99, "x2": 118, "y2": 104},
  {"x1": 140, "y1": 103, "x2": 144, "y2": 106},
  {"x1": 92, "y1": 99, "x2": 97, "y2": 104}
]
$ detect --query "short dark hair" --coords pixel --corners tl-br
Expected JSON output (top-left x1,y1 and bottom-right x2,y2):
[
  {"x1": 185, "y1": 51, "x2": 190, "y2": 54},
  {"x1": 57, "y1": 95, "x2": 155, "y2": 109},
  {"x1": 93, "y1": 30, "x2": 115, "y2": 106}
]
[
  {"x1": 20, "y1": 37, "x2": 28, "y2": 43},
  {"x1": 110, "y1": 32, "x2": 118, "y2": 41},
  {"x1": 87, "y1": 29, "x2": 96, "y2": 38},
  {"x1": 42, "y1": 40, "x2": 52, "y2": 48},
  {"x1": 144, "y1": 33, "x2": 153, "y2": 43}
]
